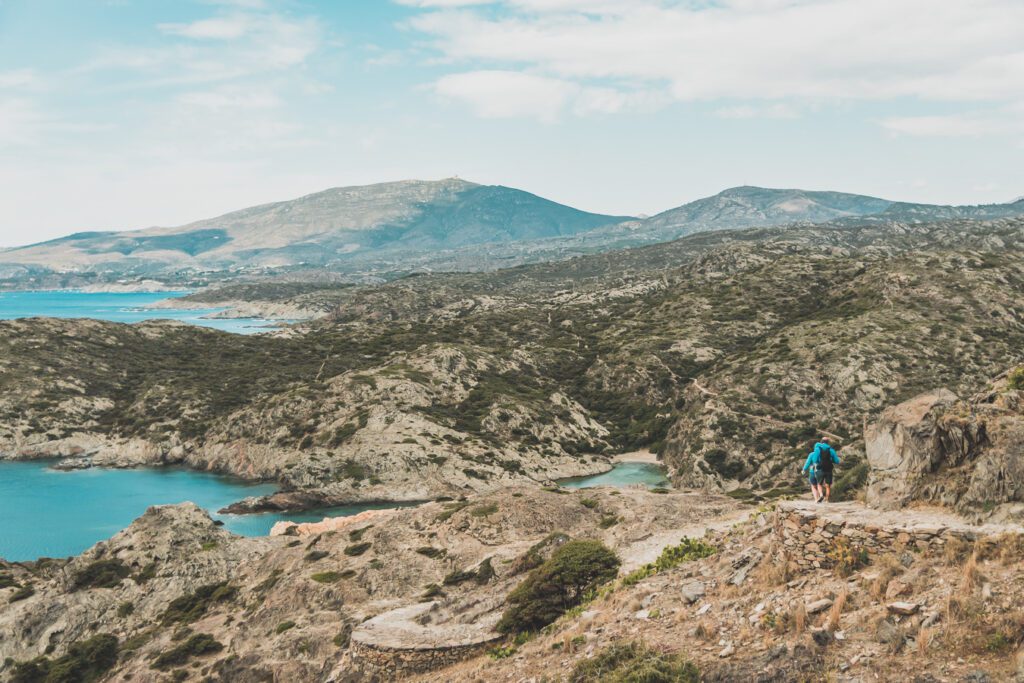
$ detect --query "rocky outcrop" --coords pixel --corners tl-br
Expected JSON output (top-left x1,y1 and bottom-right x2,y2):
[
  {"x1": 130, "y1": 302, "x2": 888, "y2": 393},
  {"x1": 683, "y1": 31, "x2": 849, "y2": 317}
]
[{"x1": 865, "y1": 370, "x2": 1024, "y2": 518}]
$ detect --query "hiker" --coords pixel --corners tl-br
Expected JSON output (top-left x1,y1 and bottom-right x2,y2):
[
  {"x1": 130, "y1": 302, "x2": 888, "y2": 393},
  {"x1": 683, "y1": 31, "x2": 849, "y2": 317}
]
[
  {"x1": 802, "y1": 448, "x2": 823, "y2": 503},
  {"x1": 812, "y1": 437, "x2": 840, "y2": 502}
]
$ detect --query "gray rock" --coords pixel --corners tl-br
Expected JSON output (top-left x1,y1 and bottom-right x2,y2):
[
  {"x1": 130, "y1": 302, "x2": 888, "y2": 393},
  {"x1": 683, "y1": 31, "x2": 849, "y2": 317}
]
[
  {"x1": 887, "y1": 602, "x2": 920, "y2": 616},
  {"x1": 680, "y1": 580, "x2": 705, "y2": 604},
  {"x1": 807, "y1": 598, "x2": 833, "y2": 615}
]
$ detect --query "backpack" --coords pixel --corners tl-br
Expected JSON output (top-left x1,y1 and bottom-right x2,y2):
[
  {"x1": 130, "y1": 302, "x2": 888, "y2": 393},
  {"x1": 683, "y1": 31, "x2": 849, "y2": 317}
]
[{"x1": 817, "y1": 443, "x2": 834, "y2": 473}]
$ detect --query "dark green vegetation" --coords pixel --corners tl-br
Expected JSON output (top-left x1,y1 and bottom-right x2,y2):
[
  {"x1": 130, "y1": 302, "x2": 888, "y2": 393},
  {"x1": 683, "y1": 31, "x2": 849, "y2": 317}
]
[
  {"x1": 151, "y1": 633, "x2": 223, "y2": 670},
  {"x1": 10, "y1": 634, "x2": 119, "y2": 683},
  {"x1": 160, "y1": 582, "x2": 236, "y2": 625},
  {"x1": 622, "y1": 538, "x2": 716, "y2": 586},
  {"x1": 569, "y1": 641, "x2": 699, "y2": 683},
  {"x1": 71, "y1": 560, "x2": 131, "y2": 591},
  {"x1": 497, "y1": 540, "x2": 620, "y2": 634},
  {"x1": 2, "y1": 216, "x2": 1023, "y2": 497}
]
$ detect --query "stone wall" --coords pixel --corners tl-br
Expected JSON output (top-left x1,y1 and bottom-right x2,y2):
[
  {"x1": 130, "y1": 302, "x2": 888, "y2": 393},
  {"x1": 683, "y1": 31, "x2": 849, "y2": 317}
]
[
  {"x1": 348, "y1": 635, "x2": 502, "y2": 678},
  {"x1": 772, "y1": 500, "x2": 1017, "y2": 572}
]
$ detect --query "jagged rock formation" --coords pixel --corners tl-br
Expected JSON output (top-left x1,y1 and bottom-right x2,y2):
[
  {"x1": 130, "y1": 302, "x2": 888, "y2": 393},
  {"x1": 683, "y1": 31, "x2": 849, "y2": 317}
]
[{"x1": 866, "y1": 368, "x2": 1024, "y2": 519}]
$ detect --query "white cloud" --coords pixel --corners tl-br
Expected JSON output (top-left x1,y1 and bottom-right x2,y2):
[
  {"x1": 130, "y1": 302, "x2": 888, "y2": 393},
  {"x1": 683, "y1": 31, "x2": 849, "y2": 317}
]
[
  {"x1": 0, "y1": 69, "x2": 40, "y2": 89},
  {"x1": 433, "y1": 70, "x2": 662, "y2": 121},
  {"x1": 404, "y1": 0, "x2": 1024, "y2": 124},
  {"x1": 880, "y1": 106, "x2": 1024, "y2": 138},
  {"x1": 159, "y1": 16, "x2": 254, "y2": 40},
  {"x1": 715, "y1": 103, "x2": 799, "y2": 120}
]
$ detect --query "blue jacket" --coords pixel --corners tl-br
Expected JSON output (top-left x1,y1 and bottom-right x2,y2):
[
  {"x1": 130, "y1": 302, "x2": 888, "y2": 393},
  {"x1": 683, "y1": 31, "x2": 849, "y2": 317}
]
[{"x1": 802, "y1": 442, "x2": 839, "y2": 472}]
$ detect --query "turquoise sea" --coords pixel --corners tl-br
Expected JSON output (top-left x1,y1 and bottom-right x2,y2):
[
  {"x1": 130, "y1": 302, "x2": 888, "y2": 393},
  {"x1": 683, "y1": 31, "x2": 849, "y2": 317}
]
[
  {"x1": 0, "y1": 460, "x2": 402, "y2": 562},
  {"x1": 0, "y1": 290, "x2": 282, "y2": 334},
  {"x1": 0, "y1": 460, "x2": 666, "y2": 561},
  {"x1": 558, "y1": 461, "x2": 669, "y2": 489}
]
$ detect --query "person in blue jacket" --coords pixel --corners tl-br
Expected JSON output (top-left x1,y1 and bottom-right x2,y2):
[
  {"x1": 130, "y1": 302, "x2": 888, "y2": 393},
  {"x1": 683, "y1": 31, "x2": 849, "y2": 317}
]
[{"x1": 802, "y1": 437, "x2": 840, "y2": 503}]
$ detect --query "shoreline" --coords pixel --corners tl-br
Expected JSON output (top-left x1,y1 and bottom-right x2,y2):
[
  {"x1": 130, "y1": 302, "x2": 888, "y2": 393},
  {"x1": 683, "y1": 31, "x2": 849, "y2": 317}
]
[{"x1": 612, "y1": 449, "x2": 661, "y2": 464}]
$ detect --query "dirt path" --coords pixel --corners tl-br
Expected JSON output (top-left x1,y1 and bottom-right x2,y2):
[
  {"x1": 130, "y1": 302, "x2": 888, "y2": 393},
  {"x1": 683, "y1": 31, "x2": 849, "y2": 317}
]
[{"x1": 619, "y1": 507, "x2": 752, "y2": 572}]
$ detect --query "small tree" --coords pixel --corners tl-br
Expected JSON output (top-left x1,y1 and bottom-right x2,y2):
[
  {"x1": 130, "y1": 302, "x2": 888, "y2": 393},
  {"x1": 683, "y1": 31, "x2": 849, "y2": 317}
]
[{"x1": 497, "y1": 540, "x2": 620, "y2": 634}]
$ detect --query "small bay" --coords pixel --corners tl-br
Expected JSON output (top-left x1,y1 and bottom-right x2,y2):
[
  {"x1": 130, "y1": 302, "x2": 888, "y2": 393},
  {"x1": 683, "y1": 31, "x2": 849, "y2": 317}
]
[
  {"x1": 0, "y1": 461, "x2": 394, "y2": 562},
  {"x1": 558, "y1": 461, "x2": 669, "y2": 489},
  {"x1": 0, "y1": 290, "x2": 281, "y2": 335}
]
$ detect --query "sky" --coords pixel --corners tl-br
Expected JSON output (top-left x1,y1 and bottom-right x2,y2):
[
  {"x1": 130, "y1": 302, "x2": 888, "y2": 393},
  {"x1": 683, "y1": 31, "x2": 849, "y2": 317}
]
[{"x1": 1, "y1": 0, "x2": 1022, "y2": 247}]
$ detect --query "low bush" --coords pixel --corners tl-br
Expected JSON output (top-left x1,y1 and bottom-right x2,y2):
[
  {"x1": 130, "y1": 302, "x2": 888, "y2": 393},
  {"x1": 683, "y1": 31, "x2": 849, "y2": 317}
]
[
  {"x1": 116, "y1": 602, "x2": 134, "y2": 617},
  {"x1": 344, "y1": 542, "x2": 371, "y2": 557},
  {"x1": 497, "y1": 540, "x2": 620, "y2": 634},
  {"x1": 622, "y1": 538, "x2": 716, "y2": 586},
  {"x1": 415, "y1": 546, "x2": 446, "y2": 559},
  {"x1": 570, "y1": 641, "x2": 699, "y2": 683},
  {"x1": 71, "y1": 560, "x2": 131, "y2": 591},
  {"x1": 151, "y1": 633, "x2": 223, "y2": 670},
  {"x1": 161, "y1": 582, "x2": 236, "y2": 625},
  {"x1": 305, "y1": 550, "x2": 330, "y2": 562},
  {"x1": 9, "y1": 585, "x2": 34, "y2": 603},
  {"x1": 10, "y1": 633, "x2": 119, "y2": 683},
  {"x1": 275, "y1": 621, "x2": 296, "y2": 634},
  {"x1": 311, "y1": 571, "x2": 343, "y2": 583}
]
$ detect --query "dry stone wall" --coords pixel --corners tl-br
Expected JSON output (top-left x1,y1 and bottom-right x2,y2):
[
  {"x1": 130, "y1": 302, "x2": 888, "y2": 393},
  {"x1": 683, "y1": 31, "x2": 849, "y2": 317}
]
[{"x1": 773, "y1": 500, "x2": 1019, "y2": 572}]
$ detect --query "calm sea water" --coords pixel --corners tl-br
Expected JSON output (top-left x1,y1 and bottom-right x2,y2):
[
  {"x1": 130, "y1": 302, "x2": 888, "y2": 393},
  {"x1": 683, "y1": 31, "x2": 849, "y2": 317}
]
[
  {"x1": 559, "y1": 461, "x2": 669, "y2": 489},
  {"x1": 0, "y1": 460, "x2": 401, "y2": 562},
  {"x1": 0, "y1": 290, "x2": 283, "y2": 335}
]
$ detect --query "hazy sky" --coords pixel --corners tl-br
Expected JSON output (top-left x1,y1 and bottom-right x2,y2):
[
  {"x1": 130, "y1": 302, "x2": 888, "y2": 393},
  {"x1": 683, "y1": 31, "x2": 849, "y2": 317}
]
[{"x1": 1, "y1": 0, "x2": 1022, "y2": 247}]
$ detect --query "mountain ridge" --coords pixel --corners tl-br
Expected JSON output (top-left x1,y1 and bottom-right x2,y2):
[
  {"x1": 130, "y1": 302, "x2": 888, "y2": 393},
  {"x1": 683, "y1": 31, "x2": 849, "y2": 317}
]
[{"x1": 3, "y1": 180, "x2": 1024, "y2": 289}]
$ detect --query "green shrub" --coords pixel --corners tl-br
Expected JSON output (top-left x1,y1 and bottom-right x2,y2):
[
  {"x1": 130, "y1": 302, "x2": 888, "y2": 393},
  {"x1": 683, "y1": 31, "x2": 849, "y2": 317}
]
[
  {"x1": 0, "y1": 572, "x2": 18, "y2": 589},
  {"x1": 305, "y1": 550, "x2": 330, "y2": 562},
  {"x1": 569, "y1": 641, "x2": 699, "y2": 683},
  {"x1": 497, "y1": 540, "x2": 620, "y2": 634},
  {"x1": 9, "y1": 585, "x2": 34, "y2": 603},
  {"x1": 200, "y1": 541, "x2": 218, "y2": 551},
  {"x1": 579, "y1": 497, "x2": 599, "y2": 509},
  {"x1": 116, "y1": 602, "x2": 134, "y2": 617},
  {"x1": 344, "y1": 542, "x2": 371, "y2": 557},
  {"x1": 348, "y1": 525, "x2": 373, "y2": 542},
  {"x1": 832, "y1": 461, "x2": 869, "y2": 501},
  {"x1": 1008, "y1": 366, "x2": 1024, "y2": 391},
  {"x1": 598, "y1": 515, "x2": 619, "y2": 529},
  {"x1": 415, "y1": 546, "x2": 446, "y2": 559},
  {"x1": 11, "y1": 633, "x2": 119, "y2": 683},
  {"x1": 275, "y1": 621, "x2": 296, "y2": 634},
  {"x1": 133, "y1": 563, "x2": 158, "y2": 585},
  {"x1": 421, "y1": 583, "x2": 444, "y2": 600},
  {"x1": 311, "y1": 571, "x2": 343, "y2": 583},
  {"x1": 71, "y1": 560, "x2": 130, "y2": 591},
  {"x1": 622, "y1": 538, "x2": 716, "y2": 586},
  {"x1": 443, "y1": 569, "x2": 477, "y2": 586},
  {"x1": 435, "y1": 501, "x2": 470, "y2": 523},
  {"x1": 469, "y1": 503, "x2": 499, "y2": 517},
  {"x1": 151, "y1": 633, "x2": 223, "y2": 670},
  {"x1": 161, "y1": 582, "x2": 236, "y2": 625}
]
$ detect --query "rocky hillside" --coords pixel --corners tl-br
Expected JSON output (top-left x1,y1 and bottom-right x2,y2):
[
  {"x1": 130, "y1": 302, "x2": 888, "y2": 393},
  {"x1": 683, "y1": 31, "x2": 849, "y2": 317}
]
[
  {"x1": 0, "y1": 487, "x2": 740, "y2": 681},
  {"x1": 2, "y1": 216, "x2": 1023, "y2": 507}
]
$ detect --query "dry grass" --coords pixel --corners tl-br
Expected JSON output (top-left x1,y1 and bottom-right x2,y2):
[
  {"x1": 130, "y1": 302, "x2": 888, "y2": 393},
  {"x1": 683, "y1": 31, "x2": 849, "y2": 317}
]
[
  {"x1": 868, "y1": 554, "x2": 904, "y2": 600},
  {"x1": 974, "y1": 533, "x2": 1024, "y2": 565},
  {"x1": 943, "y1": 536, "x2": 971, "y2": 566},
  {"x1": 753, "y1": 545, "x2": 790, "y2": 587},
  {"x1": 917, "y1": 627, "x2": 933, "y2": 656},
  {"x1": 958, "y1": 552, "x2": 982, "y2": 594},
  {"x1": 826, "y1": 591, "x2": 847, "y2": 633},
  {"x1": 793, "y1": 601, "x2": 807, "y2": 635}
]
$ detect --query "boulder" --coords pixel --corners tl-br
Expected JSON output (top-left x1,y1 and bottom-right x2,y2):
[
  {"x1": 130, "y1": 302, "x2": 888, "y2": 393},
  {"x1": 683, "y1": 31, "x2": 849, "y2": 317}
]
[
  {"x1": 886, "y1": 602, "x2": 920, "y2": 616},
  {"x1": 864, "y1": 389, "x2": 959, "y2": 509}
]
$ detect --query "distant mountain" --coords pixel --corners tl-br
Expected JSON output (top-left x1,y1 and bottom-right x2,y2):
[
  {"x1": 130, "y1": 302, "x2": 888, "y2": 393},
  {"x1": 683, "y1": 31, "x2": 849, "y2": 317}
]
[
  {"x1": 644, "y1": 186, "x2": 894, "y2": 234},
  {"x1": 3, "y1": 181, "x2": 1024, "y2": 289},
  {"x1": 0, "y1": 179, "x2": 631, "y2": 278}
]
